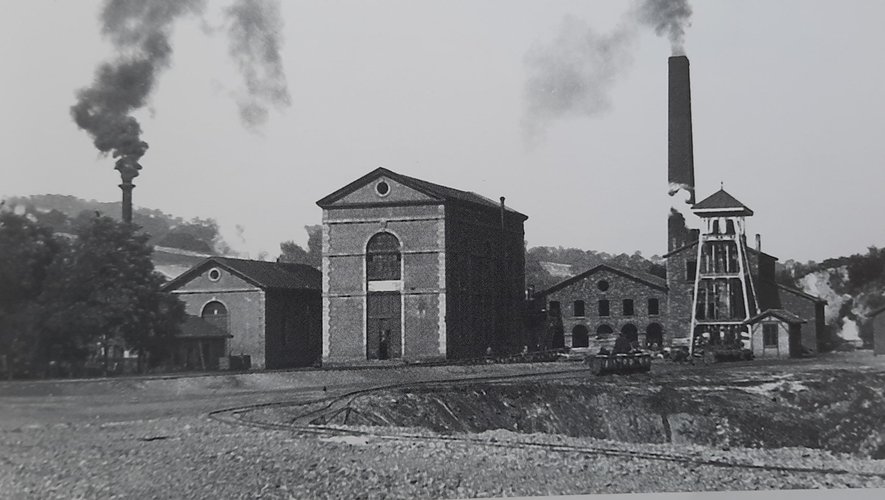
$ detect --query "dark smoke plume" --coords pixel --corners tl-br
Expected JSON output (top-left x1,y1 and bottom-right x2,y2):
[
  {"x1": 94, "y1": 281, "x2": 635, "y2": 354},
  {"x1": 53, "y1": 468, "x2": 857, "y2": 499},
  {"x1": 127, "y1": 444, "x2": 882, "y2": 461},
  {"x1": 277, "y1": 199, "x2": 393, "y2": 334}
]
[
  {"x1": 636, "y1": 0, "x2": 693, "y2": 56},
  {"x1": 226, "y1": 0, "x2": 291, "y2": 129},
  {"x1": 72, "y1": 0, "x2": 291, "y2": 178},
  {"x1": 71, "y1": 0, "x2": 205, "y2": 179},
  {"x1": 523, "y1": 1, "x2": 693, "y2": 140}
]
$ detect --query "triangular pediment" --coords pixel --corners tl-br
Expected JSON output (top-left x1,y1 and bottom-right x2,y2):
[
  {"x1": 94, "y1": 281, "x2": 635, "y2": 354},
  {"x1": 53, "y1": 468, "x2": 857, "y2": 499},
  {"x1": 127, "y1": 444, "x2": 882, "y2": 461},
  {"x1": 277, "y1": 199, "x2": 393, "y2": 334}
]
[
  {"x1": 317, "y1": 168, "x2": 441, "y2": 207},
  {"x1": 692, "y1": 189, "x2": 753, "y2": 216}
]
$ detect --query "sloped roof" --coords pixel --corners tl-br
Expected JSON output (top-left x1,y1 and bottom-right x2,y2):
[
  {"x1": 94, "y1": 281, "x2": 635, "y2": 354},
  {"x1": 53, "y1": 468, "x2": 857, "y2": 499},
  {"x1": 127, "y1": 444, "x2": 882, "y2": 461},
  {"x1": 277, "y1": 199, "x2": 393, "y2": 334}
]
[
  {"x1": 162, "y1": 256, "x2": 321, "y2": 292},
  {"x1": 777, "y1": 283, "x2": 827, "y2": 304},
  {"x1": 692, "y1": 189, "x2": 754, "y2": 216},
  {"x1": 316, "y1": 167, "x2": 528, "y2": 219},
  {"x1": 535, "y1": 263, "x2": 668, "y2": 297},
  {"x1": 746, "y1": 308, "x2": 807, "y2": 325}
]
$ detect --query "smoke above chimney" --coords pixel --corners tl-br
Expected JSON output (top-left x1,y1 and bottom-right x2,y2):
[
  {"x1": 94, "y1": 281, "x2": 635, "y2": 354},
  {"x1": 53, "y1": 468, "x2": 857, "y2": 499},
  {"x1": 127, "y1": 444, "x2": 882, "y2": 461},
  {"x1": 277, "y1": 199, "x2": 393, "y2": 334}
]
[
  {"x1": 71, "y1": 0, "x2": 205, "y2": 175},
  {"x1": 522, "y1": 0, "x2": 693, "y2": 140},
  {"x1": 636, "y1": 0, "x2": 693, "y2": 56},
  {"x1": 225, "y1": 0, "x2": 292, "y2": 129},
  {"x1": 71, "y1": 0, "x2": 291, "y2": 167}
]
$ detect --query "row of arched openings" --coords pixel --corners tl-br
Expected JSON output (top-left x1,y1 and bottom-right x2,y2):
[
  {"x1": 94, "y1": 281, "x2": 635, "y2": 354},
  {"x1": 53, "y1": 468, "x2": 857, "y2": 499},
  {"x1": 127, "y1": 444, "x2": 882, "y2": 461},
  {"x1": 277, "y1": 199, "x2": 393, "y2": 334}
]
[{"x1": 570, "y1": 323, "x2": 663, "y2": 348}]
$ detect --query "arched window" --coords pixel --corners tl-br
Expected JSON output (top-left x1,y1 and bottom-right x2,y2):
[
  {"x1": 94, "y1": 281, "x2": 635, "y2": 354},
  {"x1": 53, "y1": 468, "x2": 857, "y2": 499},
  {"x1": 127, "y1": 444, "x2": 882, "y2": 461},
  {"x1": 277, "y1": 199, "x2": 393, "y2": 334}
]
[
  {"x1": 571, "y1": 325, "x2": 590, "y2": 347},
  {"x1": 202, "y1": 301, "x2": 228, "y2": 333},
  {"x1": 646, "y1": 323, "x2": 663, "y2": 347},
  {"x1": 366, "y1": 232, "x2": 401, "y2": 281},
  {"x1": 573, "y1": 300, "x2": 585, "y2": 317},
  {"x1": 596, "y1": 324, "x2": 613, "y2": 338},
  {"x1": 621, "y1": 323, "x2": 638, "y2": 343}
]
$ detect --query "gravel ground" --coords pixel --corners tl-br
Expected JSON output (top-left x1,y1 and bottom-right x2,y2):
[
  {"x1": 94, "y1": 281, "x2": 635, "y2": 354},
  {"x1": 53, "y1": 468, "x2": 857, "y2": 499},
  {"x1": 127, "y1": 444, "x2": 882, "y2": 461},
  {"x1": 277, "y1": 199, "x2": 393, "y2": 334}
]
[
  {"x1": 2, "y1": 414, "x2": 884, "y2": 499},
  {"x1": 3, "y1": 352, "x2": 885, "y2": 498}
]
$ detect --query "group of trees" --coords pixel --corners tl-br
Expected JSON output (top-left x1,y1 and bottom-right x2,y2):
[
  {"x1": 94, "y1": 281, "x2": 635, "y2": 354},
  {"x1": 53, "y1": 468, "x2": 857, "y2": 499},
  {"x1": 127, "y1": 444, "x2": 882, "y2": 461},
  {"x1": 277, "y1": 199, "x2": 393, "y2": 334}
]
[
  {"x1": 525, "y1": 245, "x2": 664, "y2": 293},
  {"x1": 5, "y1": 194, "x2": 226, "y2": 255},
  {"x1": 777, "y1": 247, "x2": 885, "y2": 346},
  {"x1": 0, "y1": 212, "x2": 185, "y2": 378},
  {"x1": 278, "y1": 225, "x2": 322, "y2": 269}
]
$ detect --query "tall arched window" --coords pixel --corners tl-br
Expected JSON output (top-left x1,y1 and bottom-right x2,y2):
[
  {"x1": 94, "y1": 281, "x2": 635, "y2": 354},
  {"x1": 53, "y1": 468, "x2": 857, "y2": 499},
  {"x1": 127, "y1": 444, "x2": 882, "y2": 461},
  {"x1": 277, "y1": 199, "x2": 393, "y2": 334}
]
[
  {"x1": 366, "y1": 232, "x2": 401, "y2": 281},
  {"x1": 202, "y1": 301, "x2": 229, "y2": 333},
  {"x1": 571, "y1": 325, "x2": 590, "y2": 347}
]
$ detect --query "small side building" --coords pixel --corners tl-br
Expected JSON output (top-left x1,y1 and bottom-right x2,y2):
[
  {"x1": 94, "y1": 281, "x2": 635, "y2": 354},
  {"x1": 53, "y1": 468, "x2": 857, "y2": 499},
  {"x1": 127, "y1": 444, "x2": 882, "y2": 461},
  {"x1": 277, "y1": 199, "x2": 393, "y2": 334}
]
[
  {"x1": 162, "y1": 257, "x2": 322, "y2": 370},
  {"x1": 776, "y1": 283, "x2": 827, "y2": 353},
  {"x1": 746, "y1": 309, "x2": 806, "y2": 359}
]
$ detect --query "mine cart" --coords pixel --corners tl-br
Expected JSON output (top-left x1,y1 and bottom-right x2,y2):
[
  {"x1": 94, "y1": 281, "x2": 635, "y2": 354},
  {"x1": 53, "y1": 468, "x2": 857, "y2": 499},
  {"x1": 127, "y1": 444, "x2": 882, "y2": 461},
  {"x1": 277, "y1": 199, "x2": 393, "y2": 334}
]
[{"x1": 585, "y1": 351, "x2": 652, "y2": 375}]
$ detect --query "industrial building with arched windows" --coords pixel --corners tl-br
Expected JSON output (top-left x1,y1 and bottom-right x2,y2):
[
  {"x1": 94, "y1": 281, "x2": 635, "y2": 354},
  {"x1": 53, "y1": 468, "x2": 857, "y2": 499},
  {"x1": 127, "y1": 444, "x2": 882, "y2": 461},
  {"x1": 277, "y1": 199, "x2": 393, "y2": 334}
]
[
  {"x1": 534, "y1": 264, "x2": 669, "y2": 352},
  {"x1": 316, "y1": 167, "x2": 528, "y2": 364},
  {"x1": 162, "y1": 257, "x2": 322, "y2": 370}
]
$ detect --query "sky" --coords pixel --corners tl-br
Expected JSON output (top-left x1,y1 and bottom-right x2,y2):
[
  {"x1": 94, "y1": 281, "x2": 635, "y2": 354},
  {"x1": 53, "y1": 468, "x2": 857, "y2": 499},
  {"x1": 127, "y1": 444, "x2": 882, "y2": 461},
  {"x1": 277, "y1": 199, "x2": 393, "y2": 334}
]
[{"x1": 1, "y1": 0, "x2": 884, "y2": 263}]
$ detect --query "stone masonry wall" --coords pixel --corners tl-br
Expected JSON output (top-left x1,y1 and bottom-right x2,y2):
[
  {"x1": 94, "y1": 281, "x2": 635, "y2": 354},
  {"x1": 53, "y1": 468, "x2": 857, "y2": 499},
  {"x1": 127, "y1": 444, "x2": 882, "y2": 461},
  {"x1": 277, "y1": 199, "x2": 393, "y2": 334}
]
[{"x1": 545, "y1": 268, "x2": 667, "y2": 351}]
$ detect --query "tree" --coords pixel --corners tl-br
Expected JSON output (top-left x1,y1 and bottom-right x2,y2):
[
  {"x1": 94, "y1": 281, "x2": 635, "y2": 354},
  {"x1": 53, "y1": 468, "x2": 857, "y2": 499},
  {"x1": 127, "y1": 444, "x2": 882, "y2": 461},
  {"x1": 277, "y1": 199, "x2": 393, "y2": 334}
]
[
  {"x1": 38, "y1": 215, "x2": 185, "y2": 370},
  {"x1": 0, "y1": 212, "x2": 64, "y2": 376},
  {"x1": 279, "y1": 225, "x2": 322, "y2": 269},
  {"x1": 0, "y1": 212, "x2": 61, "y2": 309}
]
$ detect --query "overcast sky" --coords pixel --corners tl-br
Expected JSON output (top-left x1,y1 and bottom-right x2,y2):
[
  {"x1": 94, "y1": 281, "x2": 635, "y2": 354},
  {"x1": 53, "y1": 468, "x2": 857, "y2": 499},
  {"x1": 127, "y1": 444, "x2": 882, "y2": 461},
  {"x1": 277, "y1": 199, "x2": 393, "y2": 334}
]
[{"x1": 2, "y1": 0, "x2": 883, "y2": 263}]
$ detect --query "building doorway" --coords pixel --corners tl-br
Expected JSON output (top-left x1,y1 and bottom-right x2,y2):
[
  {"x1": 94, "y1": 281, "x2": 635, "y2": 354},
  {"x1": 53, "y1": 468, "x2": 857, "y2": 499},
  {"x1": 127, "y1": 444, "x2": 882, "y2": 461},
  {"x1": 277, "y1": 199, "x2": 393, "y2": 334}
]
[
  {"x1": 621, "y1": 323, "x2": 638, "y2": 344},
  {"x1": 571, "y1": 325, "x2": 589, "y2": 348},
  {"x1": 367, "y1": 292, "x2": 401, "y2": 360},
  {"x1": 646, "y1": 323, "x2": 663, "y2": 348},
  {"x1": 788, "y1": 324, "x2": 803, "y2": 358}
]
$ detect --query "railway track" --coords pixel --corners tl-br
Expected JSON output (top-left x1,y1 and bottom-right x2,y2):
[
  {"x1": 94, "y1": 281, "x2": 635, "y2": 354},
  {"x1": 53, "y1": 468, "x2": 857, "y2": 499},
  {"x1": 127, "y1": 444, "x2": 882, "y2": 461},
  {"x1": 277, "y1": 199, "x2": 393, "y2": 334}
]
[{"x1": 208, "y1": 366, "x2": 885, "y2": 481}]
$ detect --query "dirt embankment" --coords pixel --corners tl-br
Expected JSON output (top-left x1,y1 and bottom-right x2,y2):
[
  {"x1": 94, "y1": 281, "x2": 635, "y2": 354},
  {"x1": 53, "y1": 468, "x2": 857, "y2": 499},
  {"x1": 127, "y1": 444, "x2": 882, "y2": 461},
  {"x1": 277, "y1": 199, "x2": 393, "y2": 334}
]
[{"x1": 320, "y1": 369, "x2": 885, "y2": 458}]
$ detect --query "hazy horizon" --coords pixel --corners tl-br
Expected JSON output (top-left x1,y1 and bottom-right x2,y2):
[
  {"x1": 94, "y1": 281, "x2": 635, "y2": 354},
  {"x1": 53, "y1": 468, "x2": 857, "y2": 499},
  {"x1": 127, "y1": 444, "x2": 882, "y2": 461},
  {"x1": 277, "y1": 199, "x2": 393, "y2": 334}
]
[{"x1": 3, "y1": 0, "x2": 883, "y2": 263}]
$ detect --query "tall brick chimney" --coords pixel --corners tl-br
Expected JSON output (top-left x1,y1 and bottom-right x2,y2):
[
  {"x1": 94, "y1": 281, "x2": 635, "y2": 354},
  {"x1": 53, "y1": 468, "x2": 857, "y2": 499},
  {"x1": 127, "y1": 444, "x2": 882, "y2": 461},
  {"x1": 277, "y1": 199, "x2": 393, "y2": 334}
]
[
  {"x1": 668, "y1": 55, "x2": 696, "y2": 251},
  {"x1": 668, "y1": 55, "x2": 695, "y2": 200}
]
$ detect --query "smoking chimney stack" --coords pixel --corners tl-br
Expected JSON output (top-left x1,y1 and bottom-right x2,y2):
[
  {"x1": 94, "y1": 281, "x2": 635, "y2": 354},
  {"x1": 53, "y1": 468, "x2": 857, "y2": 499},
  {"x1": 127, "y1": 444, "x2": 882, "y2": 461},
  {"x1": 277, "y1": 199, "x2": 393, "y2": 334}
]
[
  {"x1": 668, "y1": 55, "x2": 695, "y2": 202},
  {"x1": 115, "y1": 157, "x2": 142, "y2": 225},
  {"x1": 667, "y1": 55, "x2": 697, "y2": 251}
]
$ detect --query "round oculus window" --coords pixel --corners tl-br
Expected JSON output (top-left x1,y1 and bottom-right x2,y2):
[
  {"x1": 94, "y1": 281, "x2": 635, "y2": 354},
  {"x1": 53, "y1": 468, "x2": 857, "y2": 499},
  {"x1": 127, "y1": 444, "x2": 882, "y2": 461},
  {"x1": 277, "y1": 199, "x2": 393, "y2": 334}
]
[
  {"x1": 597, "y1": 279, "x2": 609, "y2": 291},
  {"x1": 375, "y1": 181, "x2": 390, "y2": 197},
  {"x1": 208, "y1": 268, "x2": 221, "y2": 281}
]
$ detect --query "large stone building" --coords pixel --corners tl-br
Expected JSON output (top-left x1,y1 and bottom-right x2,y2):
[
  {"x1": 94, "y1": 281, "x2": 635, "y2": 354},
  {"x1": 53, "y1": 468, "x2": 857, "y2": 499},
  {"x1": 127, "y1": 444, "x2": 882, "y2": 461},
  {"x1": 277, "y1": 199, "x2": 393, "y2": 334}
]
[
  {"x1": 317, "y1": 167, "x2": 528, "y2": 364},
  {"x1": 537, "y1": 264, "x2": 668, "y2": 352},
  {"x1": 162, "y1": 257, "x2": 322, "y2": 370}
]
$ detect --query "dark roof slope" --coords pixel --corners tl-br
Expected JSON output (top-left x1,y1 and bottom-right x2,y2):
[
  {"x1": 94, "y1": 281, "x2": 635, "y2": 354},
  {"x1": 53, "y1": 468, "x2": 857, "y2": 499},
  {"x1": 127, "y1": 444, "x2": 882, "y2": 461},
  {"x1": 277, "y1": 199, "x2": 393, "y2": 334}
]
[
  {"x1": 316, "y1": 167, "x2": 527, "y2": 219},
  {"x1": 777, "y1": 283, "x2": 827, "y2": 304},
  {"x1": 692, "y1": 189, "x2": 754, "y2": 216},
  {"x1": 746, "y1": 308, "x2": 807, "y2": 325},
  {"x1": 535, "y1": 263, "x2": 668, "y2": 297},
  {"x1": 162, "y1": 256, "x2": 321, "y2": 292}
]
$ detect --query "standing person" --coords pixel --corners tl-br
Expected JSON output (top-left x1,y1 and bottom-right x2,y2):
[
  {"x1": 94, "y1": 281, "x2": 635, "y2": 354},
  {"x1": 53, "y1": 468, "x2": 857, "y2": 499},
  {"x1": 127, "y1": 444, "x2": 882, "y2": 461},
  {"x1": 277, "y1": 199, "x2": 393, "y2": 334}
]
[{"x1": 379, "y1": 330, "x2": 390, "y2": 360}]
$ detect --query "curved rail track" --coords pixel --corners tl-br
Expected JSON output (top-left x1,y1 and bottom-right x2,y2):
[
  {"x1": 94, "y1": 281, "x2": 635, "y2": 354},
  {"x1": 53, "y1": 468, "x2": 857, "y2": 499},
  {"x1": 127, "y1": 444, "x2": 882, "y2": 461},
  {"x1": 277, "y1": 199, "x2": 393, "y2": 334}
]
[{"x1": 208, "y1": 366, "x2": 885, "y2": 481}]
